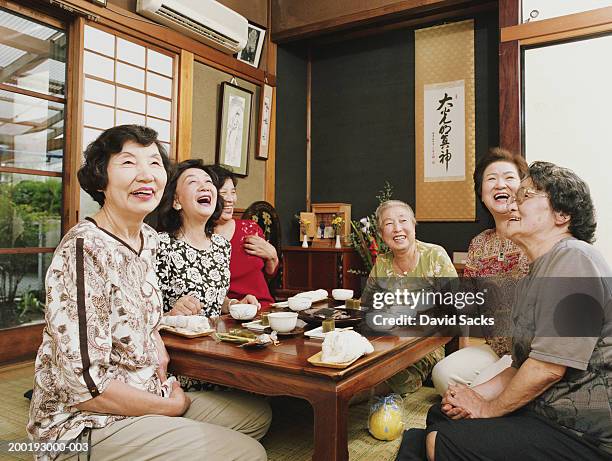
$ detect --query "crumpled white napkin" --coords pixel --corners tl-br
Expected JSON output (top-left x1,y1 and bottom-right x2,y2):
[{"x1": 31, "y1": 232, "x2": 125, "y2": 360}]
[
  {"x1": 295, "y1": 289, "x2": 328, "y2": 303},
  {"x1": 161, "y1": 315, "x2": 210, "y2": 331},
  {"x1": 321, "y1": 330, "x2": 374, "y2": 363}
]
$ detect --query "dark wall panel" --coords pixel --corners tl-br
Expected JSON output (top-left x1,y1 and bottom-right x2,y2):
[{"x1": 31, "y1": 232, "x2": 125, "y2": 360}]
[
  {"x1": 276, "y1": 44, "x2": 308, "y2": 245},
  {"x1": 309, "y1": 13, "x2": 499, "y2": 255}
]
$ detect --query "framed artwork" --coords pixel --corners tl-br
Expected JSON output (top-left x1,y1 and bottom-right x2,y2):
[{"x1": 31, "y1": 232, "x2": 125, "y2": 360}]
[
  {"x1": 256, "y1": 83, "x2": 274, "y2": 159},
  {"x1": 237, "y1": 23, "x2": 266, "y2": 68},
  {"x1": 217, "y1": 82, "x2": 252, "y2": 177}
]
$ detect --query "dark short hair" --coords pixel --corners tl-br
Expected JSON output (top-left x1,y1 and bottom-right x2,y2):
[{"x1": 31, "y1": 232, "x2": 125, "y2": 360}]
[
  {"x1": 207, "y1": 164, "x2": 237, "y2": 190},
  {"x1": 78, "y1": 125, "x2": 170, "y2": 206},
  {"x1": 155, "y1": 159, "x2": 224, "y2": 237},
  {"x1": 473, "y1": 147, "x2": 528, "y2": 201},
  {"x1": 527, "y1": 161, "x2": 596, "y2": 243}
]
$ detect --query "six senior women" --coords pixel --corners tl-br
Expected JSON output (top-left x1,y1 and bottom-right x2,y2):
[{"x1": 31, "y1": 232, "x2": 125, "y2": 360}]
[
  {"x1": 26, "y1": 121, "x2": 609, "y2": 461},
  {"x1": 27, "y1": 126, "x2": 270, "y2": 460}
]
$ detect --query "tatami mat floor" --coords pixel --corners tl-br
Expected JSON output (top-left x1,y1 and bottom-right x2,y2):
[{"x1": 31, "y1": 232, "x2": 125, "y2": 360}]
[{"x1": 0, "y1": 362, "x2": 439, "y2": 461}]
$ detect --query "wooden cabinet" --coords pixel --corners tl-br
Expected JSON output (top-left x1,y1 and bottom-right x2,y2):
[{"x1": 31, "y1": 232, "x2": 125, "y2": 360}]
[{"x1": 281, "y1": 246, "x2": 365, "y2": 296}]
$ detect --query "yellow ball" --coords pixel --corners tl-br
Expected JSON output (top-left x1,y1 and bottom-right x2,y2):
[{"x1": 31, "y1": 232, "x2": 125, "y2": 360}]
[{"x1": 368, "y1": 405, "x2": 404, "y2": 441}]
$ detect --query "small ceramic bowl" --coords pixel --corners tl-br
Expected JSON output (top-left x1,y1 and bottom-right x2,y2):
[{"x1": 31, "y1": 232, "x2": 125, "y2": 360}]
[
  {"x1": 268, "y1": 312, "x2": 298, "y2": 333},
  {"x1": 229, "y1": 303, "x2": 258, "y2": 320},
  {"x1": 332, "y1": 289, "x2": 354, "y2": 301},
  {"x1": 288, "y1": 296, "x2": 312, "y2": 311}
]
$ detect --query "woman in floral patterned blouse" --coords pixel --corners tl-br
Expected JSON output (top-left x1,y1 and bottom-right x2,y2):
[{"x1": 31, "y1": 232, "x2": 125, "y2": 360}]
[
  {"x1": 27, "y1": 126, "x2": 270, "y2": 460},
  {"x1": 155, "y1": 160, "x2": 260, "y2": 317},
  {"x1": 361, "y1": 200, "x2": 457, "y2": 395},
  {"x1": 432, "y1": 147, "x2": 530, "y2": 395}
]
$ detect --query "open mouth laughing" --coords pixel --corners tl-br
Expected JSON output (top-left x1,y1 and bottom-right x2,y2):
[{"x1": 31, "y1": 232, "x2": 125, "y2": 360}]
[
  {"x1": 493, "y1": 192, "x2": 510, "y2": 202},
  {"x1": 196, "y1": 193, "x2": 212, "y2": 206},
  {"x1": 131, "y1": 187, "x2": 155, "y2": 199}
]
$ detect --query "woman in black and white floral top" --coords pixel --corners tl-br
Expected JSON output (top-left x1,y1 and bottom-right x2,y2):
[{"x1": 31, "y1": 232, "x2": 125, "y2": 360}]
[
  {"x1": 155, "y1": 159, "x2": 259, "y2": 317},
  {"x1": 157, "y1": 232, "x2": 231, "y2": 316}
]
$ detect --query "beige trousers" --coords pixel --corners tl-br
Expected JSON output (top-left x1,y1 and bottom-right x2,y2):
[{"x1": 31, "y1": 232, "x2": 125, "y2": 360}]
[
  {"x1": 62, "y1": 390, "x2": 271, "y2": 461},
  {"x1": 431, "y1": 344, "x2": 513, "y2": 395}
]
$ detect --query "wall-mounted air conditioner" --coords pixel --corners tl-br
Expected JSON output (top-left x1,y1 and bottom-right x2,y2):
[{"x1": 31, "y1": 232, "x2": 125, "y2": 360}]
[{"x1": 137, "y1": 0, "x2": 248, "y2": 55}]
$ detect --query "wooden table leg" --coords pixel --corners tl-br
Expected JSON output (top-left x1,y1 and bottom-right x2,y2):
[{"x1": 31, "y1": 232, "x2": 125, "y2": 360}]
[{"x1": 309, "y1": 392, "x2": 350, "y2": 461}]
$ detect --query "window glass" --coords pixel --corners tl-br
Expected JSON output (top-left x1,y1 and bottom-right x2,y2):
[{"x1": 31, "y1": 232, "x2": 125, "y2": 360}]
[
  {"x1": 0, "y1": 90, "x2": 64, "y2": 172},
  {"x1": 0, "y1": 174, "x2": 62, "y2": 249},
  {"x1": 0, "y1": 252, "x2": 52, "y2": 329},
  {"x1": 0, "y1": 9, "x2": 66, "y2": 97}
]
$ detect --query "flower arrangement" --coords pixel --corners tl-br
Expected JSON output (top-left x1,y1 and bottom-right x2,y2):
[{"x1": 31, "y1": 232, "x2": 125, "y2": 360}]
[
  {"x1": 348, "y1": 182, "x2": 394, "y2": 275},
  {"x1": 331, "y1": 215, "x2": 344, "y2": 236}
]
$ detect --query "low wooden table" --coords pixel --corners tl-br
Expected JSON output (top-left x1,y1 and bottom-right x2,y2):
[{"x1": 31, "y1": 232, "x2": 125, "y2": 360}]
[{"x1": 162, "y1": 317, "x2": 450, "y2": 461}]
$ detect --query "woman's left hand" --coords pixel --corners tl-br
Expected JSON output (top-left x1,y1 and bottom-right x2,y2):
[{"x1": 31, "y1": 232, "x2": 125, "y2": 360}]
[
  {"x1": 243, "y1": 235, "x2": 277, "y2": 262},
  {"x1": 444, "y1": 384, "x2": 492, "y2": 419},
  {"x1": 239, "y1": 294, "x2": 261, "y2": 310}
]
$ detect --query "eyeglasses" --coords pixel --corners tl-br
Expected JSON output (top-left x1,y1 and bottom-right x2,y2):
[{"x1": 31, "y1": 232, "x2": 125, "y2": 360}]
[{"x1": 507, "y1": 187, "x2": 548, "y2": 208}]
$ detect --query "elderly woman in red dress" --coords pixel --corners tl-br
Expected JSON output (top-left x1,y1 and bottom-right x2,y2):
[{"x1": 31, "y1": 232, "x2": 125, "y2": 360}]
[{"x1": 208, "y1": 165, "x2": 278, "y2": 309}]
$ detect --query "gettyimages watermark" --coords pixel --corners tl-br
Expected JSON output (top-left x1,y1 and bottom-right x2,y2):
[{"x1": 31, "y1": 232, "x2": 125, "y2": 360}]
[{"x1": 358, "y1": 277, "x2": 608, "y2": 338}]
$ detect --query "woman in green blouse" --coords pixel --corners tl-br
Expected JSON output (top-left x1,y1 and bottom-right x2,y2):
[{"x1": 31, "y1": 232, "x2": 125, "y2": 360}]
[{"x1": 361, "y1": 200, "x2": 457, "y2": 394}]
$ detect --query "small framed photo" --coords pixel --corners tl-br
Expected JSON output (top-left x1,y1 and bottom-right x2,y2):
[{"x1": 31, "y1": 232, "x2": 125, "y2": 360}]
[
  {"x1": 237, "y1": 23, "x2": 266, "y2": 68},
  {"x1": 217, "y1": 82, "x2": 252, "y2": 177},
  {"x1": 256, "y1": 83, "x2": 274, "y2": 159}
]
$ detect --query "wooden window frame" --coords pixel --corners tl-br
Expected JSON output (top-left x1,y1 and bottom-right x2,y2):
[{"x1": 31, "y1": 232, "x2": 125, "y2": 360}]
[{"x1": 499, "y1": 2, "x2": 612, "y2": 153}]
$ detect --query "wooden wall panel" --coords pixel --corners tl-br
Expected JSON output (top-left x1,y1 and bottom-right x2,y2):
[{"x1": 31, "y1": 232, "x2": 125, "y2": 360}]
[
  {"x1": 498, "y1": 0, "x2": 520, "y2": 153},
  {"x1": 0, "y1": 323, "x2": 43, "y2": 364},
  {"x1": 272, "y1": 0, "x2": 487, "y2": 41}
]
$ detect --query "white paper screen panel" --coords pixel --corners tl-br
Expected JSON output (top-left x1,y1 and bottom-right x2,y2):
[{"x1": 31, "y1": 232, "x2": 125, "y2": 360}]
[
  {"x1": 83, "y1": 102, "x2": 114, "y2": 129},
  {"x1": 116, "y1": 110, "x2": 145, "y2": 126},
  {"x1": 84, "y1": 78, "x2": 115, "y2": 106},
  {"x1": 116, "y1": 86, "x2": 146, "y2": 113},
  {"x1": 147, "y1": 95, "x2": 171, "y2": 120},
  {"x1": 83, "y1": 51, "x2": 114, "y2": 81},
  {"x1": 116, "y1": 62, "x2": 145, "y2": 90},
  {"x1": 117, "y1": 37, "x2": 145, "y2": 67},
  {"x1": 84, "y1": 25, "x2": 114, "y2": 57},
  {"x1": 147, "y1": 49, "x2": 173, "y2": 76}
]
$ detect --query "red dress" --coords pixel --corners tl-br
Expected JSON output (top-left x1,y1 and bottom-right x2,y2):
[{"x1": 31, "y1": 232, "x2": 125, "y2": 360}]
[{"x1": 227, "y1": 219, "x2": 276, "y2": 309}]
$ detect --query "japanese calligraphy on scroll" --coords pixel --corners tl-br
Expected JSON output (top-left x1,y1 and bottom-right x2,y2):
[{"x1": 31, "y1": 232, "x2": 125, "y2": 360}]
[
  {"x1": 424, "y1": 80, "x2": 465, "y2": 182},
  {"x1": 415, "y1": 19, "x2": 475, "y2": 221}
]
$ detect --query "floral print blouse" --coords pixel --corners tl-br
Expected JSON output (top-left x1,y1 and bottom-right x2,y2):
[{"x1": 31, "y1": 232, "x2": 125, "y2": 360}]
[
  {"x1": 361, "y1": 240, "x2": 458, "y2": 307},
  {"x1": 463, "y1": 228, "x2": 530, "y2": 357},
  {"x1": 156, "y1": 233, "x2": 231, "y2": 317},
  {"x1": 27, "y1": 219, "x2": 164, "y2": 448}
]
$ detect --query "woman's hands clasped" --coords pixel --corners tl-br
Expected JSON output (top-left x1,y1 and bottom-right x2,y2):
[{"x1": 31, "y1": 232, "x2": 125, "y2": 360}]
[{"x1": 441, "y1": 383, "x2": 491, "y2": 419}]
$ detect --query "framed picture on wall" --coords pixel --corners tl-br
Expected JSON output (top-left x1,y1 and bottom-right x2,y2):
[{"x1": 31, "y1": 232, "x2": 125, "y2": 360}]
[
  {"x1": 237, "y1": 23, "x2": 266, "y2": 68},
  {"x1": 217, "y1": 82, "x2": 252, "y2": 177},
  {"x1": 256, "y1": 83, "x2": 274, "y2": 159}
]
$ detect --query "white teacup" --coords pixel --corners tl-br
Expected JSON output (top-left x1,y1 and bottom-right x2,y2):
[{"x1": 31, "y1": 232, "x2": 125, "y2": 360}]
[
  {"x1": 229, "y1": 303, "x2": 257, "y2": 320},
  {"x1": 268, "y1": 312, "x2": 298, "y2": 333}
]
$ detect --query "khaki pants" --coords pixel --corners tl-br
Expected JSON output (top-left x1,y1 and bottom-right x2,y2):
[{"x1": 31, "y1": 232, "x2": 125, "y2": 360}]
[
  {"x1": 431, "y1": 344, "x2": 512, "y2": 395},
  {"x1": 63, "y1": 390, "x2": 271, "y2": 461}
]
